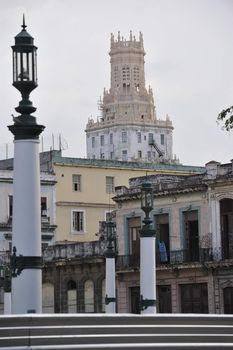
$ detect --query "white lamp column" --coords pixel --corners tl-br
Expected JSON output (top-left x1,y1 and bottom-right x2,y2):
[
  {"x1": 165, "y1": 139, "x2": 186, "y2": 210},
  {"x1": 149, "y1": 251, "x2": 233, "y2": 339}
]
[
  {"x1": 8, "y1": 17, "x2": 45, "y2": 314},
  {"x1": 105, "y1": 221, "x2": 116, "y2": 313},
  {"x1": 140, "y1": 182, "x2": 156, "y2": 314}
]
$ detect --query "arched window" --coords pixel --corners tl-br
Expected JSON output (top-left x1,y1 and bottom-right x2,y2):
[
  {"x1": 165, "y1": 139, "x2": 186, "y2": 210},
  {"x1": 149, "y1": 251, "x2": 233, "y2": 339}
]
[
  {"x1": 224, "y1": 287, "x2": 233, "y2": 314},
  {"x1": 67, "y1": 280, "x2": 77, "y2": 313},
  {"x1": 42, "y1": 283, "x2": 54, "y2": 313},
  {"x1": 84, "y1": 280, "x2": 94, "y2": 313}
]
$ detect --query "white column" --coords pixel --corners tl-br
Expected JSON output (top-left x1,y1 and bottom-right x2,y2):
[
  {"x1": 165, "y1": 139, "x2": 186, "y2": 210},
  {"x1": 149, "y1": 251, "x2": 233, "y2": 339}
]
[
  {"x1": 11, "y1": 139, "x2": 42, "y2": 314},
  {"x1": 140, "y1": 236, "x2": 156, "y2": 314},
  {"x1": 4, "y1": 292, "x2": 11, "y2": 315},
  {"x1": 105, "y1": 256, "x2": 116, "y2": 313},
  {"x1": 209, "y1": 192, "x2": 221, "y2": 260}
]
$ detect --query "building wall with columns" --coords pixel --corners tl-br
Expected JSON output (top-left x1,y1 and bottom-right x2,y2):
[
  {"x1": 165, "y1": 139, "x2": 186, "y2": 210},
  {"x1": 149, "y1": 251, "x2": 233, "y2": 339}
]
[{"x1": 114, "y1": 160, "x2": 233, "y2": 314}]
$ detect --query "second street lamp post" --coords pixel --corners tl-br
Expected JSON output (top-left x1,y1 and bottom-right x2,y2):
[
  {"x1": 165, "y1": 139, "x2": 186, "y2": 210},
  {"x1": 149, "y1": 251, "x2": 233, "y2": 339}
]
[
  {"x1": 140, "y1": 182, "x2": 156, "y2": 314},
  {"x1": 104, "y1": 220, "x2": 116, "y2": 313}
]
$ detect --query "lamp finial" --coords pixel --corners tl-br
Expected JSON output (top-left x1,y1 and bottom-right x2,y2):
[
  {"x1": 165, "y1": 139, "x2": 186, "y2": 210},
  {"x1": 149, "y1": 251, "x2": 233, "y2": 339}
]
[{"x1": 22, "y1": 14, "x2": 27, "y2": 31}]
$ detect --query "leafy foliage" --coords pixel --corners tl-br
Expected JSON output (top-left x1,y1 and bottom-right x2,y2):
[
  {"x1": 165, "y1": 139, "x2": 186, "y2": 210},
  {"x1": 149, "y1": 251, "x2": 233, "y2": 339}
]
[{"x1": 217, "y1": 106, "x2": 233, "y2": 131}]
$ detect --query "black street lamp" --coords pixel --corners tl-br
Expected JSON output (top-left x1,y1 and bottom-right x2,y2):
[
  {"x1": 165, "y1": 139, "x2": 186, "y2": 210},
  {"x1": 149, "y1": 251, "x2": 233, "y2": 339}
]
[
  {"x1": 105, "y1": 220, "x2": 116, "y2": 257},
  {"x1": 140, "y1": 181, "x2": 156, "y2": 313},
  {"x1": 9, "y1": 15, "x2": 44, "y2": 138},
  {"x1": 140, "y1": 182, "x2": 154, "y2": 236}
]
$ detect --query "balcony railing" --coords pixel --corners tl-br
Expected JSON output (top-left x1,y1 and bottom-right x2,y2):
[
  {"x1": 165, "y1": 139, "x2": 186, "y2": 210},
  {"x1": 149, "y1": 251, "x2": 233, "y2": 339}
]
[{"x1": 116, "y1": 248, "x2": 218, "y2": 271}]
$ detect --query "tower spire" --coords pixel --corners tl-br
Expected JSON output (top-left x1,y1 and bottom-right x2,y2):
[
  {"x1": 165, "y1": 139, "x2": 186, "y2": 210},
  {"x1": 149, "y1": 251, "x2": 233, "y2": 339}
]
[{"x1": 22, "y1": 14, "x2": 27, "y2": 31}]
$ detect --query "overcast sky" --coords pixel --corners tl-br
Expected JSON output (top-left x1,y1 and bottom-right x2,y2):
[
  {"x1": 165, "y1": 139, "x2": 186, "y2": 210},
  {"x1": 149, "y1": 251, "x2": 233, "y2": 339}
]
[{"x1": 1, "y1": 0, "x2": 232, "y2": 165}]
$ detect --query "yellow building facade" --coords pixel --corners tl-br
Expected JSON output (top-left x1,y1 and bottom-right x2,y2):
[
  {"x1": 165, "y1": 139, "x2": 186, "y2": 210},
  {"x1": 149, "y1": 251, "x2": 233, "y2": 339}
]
[{"x1": 42, "y1": 151, "x2": 204, "y2": 243}]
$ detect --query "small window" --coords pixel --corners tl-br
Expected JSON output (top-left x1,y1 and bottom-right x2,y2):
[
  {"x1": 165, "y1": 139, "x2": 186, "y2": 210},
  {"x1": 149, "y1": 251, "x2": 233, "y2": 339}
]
[
  {"x1": 72, "y1": 210, "x2": 84, "y2": 233},
  {"x1": 161, "y1": 134, "x2": 165, "y2": 145},
  {"x1": 144, "y1": 135, "x2": 146, "y2": 141},
  {"x1": 149, "y1": 133, "x2": 154, "y2": 144},
  {"x1": 147, "y1": 151, "x2": 151, "y2": 160},
  {"x1": 105, "y1": 211, "x2": 113, "y2": 222},
  {"x1": 122, "y1": 150, "x2": 128, "y2": 161},
  {"x1": 137, "y1": 132, "x2": 141, "y2": 144},
  {"x1": 41, "y1": 197, "x2": 47, "y2": 217},
  {"x1": 100, "y1": 135, "x2": 104, "y2": 146},
  {"x1": 110, "y1": 133, "x2": 113, "y2": 145},
  {"x1": 8, "y1": 195, "x2": 13, "y2": 218},
  {"x1": 110, "y1": 152, "x2": 114, "y2": 160},
  {"x1": 91, "y1": 137, "x2": 95, "y2": 148},
  {"x1": 138, "y1": 150, "x2": 142, "y2": 159},
  {"x1": 72, "y1": 175, "x2": 81, "y2": 192},
  {"x1": 106, "y1": 176, "x2": 115, "y2": 194},
  {"x1": 100, "y1": 153, "x2": 105, "y2": 159},
  {"x1": 122, "y1": 131, "x2": 127, "y2": 143}
]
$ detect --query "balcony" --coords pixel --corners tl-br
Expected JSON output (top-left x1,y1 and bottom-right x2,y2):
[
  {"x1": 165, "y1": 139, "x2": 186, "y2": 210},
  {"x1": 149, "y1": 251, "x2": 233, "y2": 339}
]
[{"x1": 116, "y1": 248, "x2": 216, "y2": 271}]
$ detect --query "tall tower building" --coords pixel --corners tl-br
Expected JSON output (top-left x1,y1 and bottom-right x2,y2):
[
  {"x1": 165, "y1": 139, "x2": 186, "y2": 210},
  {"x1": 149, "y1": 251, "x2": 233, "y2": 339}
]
[{"x1": 86, "y1": 32, "x2": 175, "y2": 163}]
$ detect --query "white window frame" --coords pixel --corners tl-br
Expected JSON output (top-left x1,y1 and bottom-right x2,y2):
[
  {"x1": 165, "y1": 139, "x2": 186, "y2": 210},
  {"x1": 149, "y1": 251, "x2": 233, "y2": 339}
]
[
  {"x1": 106, "y1": 176, "x2": 115, "y2": 194},
  {"x1": 71, "y1": 209, "x2": 86, "y2": 234},
  {"x1": 72, "y1": 174, "x2": 81, "y2": 192}
]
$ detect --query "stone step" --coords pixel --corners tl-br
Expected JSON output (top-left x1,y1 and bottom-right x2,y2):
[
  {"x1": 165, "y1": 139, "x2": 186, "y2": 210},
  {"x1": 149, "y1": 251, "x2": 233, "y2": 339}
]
[
  {"x1": 1, "y1": 333, "x2": 233, "y2": 347},
  {"x1": 0, "y1": 324, "x2": 233, "y2": 337},
  {"x1": 1, "y1": 314, "x2": 233, "y2": 328}
]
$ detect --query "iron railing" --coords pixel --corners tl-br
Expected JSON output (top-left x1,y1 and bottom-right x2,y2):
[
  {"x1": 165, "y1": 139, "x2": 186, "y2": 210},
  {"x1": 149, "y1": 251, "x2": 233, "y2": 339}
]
[{"x1": 116, "y1": 247, "x2": 222, "y2": 271}]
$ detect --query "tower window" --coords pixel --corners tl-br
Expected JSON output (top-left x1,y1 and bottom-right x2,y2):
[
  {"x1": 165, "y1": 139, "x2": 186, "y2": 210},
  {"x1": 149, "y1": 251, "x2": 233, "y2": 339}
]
[
  {"x1": 161, "y1": 134, "x2": 165, "y2": 145},
  {"x1": 149, "y1": 133, "x2": 154, "y2": 144},
  {"x1": 138, "y1": 151, "x2": 142, "y2": 159},
  {"x1": 91, "y1": 137, "x2": 95, "y2": 148},
  {"x1": 122, "y1": 150, "x2": 128, "y2": 161},
  {"x1": 137, "y1": 132, "x2": 141, "y2": 143},
  {"x1": 110, "y1": 133, "x2": 113, "y2": 145},
  {"x1": 122, "y1": 131, "x2": 127, "y2": 143},
  {"x1": 100, "y1": 135, "x2": 104, "y2": 146}
]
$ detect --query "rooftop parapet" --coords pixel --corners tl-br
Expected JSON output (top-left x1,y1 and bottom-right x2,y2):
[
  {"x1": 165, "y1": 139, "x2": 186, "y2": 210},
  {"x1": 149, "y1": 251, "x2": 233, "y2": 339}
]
[{"x1": 110, "y1": 31, "x2": 144, "y2": 52}]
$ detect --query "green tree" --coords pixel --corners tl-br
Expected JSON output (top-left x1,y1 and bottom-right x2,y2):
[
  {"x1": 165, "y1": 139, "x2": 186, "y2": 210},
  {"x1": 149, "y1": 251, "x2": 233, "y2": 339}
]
[{"x1": 217, "y1": 106, "x2": 233, "y2": 131}]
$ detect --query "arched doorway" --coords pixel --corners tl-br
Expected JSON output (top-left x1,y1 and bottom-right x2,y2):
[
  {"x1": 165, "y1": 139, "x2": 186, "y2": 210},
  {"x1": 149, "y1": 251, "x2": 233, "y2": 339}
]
[
  {"x1": 220, "y1": 198, "x2": 233, "y2": 259},
  {"x1": 42, "y1": 283, "x2": 54, "y2": 313},
  {"x1": 67, "y1": 280, "x2": 77, "y2": 313},
  {"x1": 84, "y1": 280, "x2": 94, "y2": 313}
]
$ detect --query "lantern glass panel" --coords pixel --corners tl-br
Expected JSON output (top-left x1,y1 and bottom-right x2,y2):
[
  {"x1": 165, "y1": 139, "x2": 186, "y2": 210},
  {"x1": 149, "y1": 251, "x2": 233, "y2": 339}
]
[
  {"x1": 22, "y1": 52, "x2": 30, "y2": 81},
  {"x1": 34, "y1": 50, "x2": 37, "y2": 83},
  {"x1": 16, "y1": 52, "x2": 21, "y2": 82},
  {"x1": 146, "y1": 191, "x2": 153, "y2": 208},
  {"x1": 13, "y1": 51, "x2": 17, "y2": 82}
]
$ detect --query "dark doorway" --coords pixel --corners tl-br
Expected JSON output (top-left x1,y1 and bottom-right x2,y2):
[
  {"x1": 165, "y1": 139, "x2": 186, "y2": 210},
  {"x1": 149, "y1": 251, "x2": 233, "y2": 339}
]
[
  {"x1": 155, "y1": 214, "x2": 170, "y2": 263},
  {"x1": 183, "y1": 210, "x2": 199, "y2": 262},
  {"x1": 130, "y1": 286, "x2": 140, "y2": 314},
  {"x1": 220, "y1": 199, "x2": 233, "y2": 259},
  {"x1": 128, "y1": 217, "x2": 141, "y2": 266},
  {"x1": 223, "y1": 287, "x2": 233, "y2": 314},
  {"x1": 180, "y1": 283, "x2": 208, "y2": 313},
  {"x1": 158, "y1": 285, "x2": 172, "y2": 313}
]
